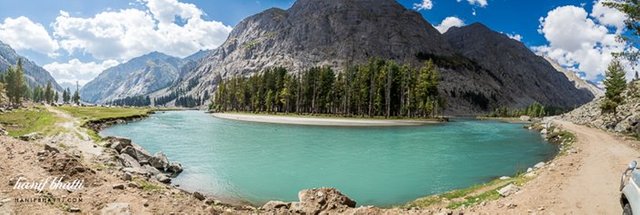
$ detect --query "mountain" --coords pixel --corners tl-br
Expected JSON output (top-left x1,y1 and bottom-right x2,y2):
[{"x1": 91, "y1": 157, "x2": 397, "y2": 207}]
[
  {"x1": 162, "y1": 0, "x2": 593, "y2": 113},
  {"x1": 543, "y1": 56, "x2": 604, "y2": 98},
  {"x1": 80, "y1": 52, "x2": 182, "y2": 103},
  {"x1": 80, "y1": 50, "x2": 211, "y2": 104},
  {"x1": 0, "y1": 40, "x2": 63, "y2": 91},
  {"x1": 442, "y1": 23, "x2": 594, "y2": 110}
]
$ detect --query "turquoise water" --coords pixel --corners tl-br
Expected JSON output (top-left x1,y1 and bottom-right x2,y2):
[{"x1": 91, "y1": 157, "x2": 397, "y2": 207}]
[{"x1": 101, "y1": 111, "x2": 557, "y2": 207}]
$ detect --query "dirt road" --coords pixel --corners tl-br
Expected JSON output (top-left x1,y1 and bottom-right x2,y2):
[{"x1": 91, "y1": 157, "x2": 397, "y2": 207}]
[{"x1": 466, "y1": 120, "x2": 640, "y2": 214}]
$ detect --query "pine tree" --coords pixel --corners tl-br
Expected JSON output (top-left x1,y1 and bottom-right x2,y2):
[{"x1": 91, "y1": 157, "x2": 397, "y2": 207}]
[
  {"x1": 72, "y1": 82, "x2": 81, "y2": 105},
  {"x1": 44, "y1": 81, "x2": 53, "y2": 104},
  {"x1": 54, "y1": 91, "x2": 59, "y2": 103},
  {"x1": 62, "y1": 88, "x2": 70, "y2": 104},
  {"x1": 6, "y1": 59, "x2": 27, "y2": 106},
  {"x1": 601, "y1": 59, "x2": 627, "y2": 114}
]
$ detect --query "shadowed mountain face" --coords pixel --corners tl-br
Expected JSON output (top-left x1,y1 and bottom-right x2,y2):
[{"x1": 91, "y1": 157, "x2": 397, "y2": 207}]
[
  {"x1": 85, "y1": 0, "x2": 594, "y2": 113},
  {"x1": 0, "y1": 40, "x2": 63, "y2": 91}
]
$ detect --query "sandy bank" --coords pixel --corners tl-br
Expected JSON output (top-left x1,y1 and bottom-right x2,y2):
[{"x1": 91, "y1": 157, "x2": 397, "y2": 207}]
[{"x1": 212, "y1": 113, "x2": 441, "y2": 126}]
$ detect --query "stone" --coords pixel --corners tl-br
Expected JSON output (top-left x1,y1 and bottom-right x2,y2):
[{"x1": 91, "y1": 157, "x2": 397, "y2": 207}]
[
  {"x1": 526, "y1": 167, "x2": 533, "y2": 173},
  {"x1": 534, "y1": 162, "x2": 545, "y2": 169},
  {"x1": 0, "y1": 127, "x2": 8, "y2": 136},
  {"x1": 155, "y1": 174, "x2": 171, "y2": 184},
  {"x1": 149, "y1": 151, "x2": 169, "y2": 171},
  {"x1": 120, "y1": 145, "x2": 152, "y2": 164},
  {"x1": 44, "y1": 144, "x2": 59, "y2": 154},
  {"x1": 142, "y1": 165, "x2": 161, "y2": 176},
  {"x1": 19, "y1": 132, "x2": 42, "y2": 141},
  {"x1": 519, "y1": 115, "x2": 531, "y2": 122},
  {"x1": 262, "y1": 201, "x2": 291, "y2": 210},
  {"x1": 167, "y1": 162, "x2": 183, "y2": 175},
  {"x1": 118, "y1": 154, "x2": 141, "y2": 169},
  {"x1": 499, "y1": 176, "x2": 511, "y2": 180},
  {"x1": 295, "y1": 188, "x2": 356, "y2": 214},
  {"x1": 104, "y1": 136, "x2": 132, "y2": 152},
  {"x1": 112, "y1": 184, "x2": 125, "y2": 190},
  {"x1": 101, "y1": 203, "x2": 131, "y2": 215},
  {"x1": 540, "y1": 129, "x2": 548, "y2": 135},
  {"x1": 204, "y1": 198, "x2": 216, "y2": 205},
  {"x1": 121, "y1": 172, "x2": 132, "y2": 181},
  {"x1": 193, "y1": 192, "x2": 206, "y2": 201},
  {"x1": 68, "y1": 207, "x2": 81, "y2": 213},
  {"x1": 497, "y1": 184, "x2": 520, "y2": 197}
]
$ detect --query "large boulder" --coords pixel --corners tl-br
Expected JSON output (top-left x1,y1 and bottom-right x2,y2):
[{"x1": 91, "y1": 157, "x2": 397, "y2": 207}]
[
  {"x1": 118, "y1": 153, "x2": 141, "y2": 169},
  {"x1": 167, "y1": 162, "x2": 183, "y2": 175},
  {"x1": 149, "y1": 152, "x2": 169, "y2": 171},
  {"x1": 286, "y1": 188, "x2": 356, "y2": 214},
  {"x1": 104, "y1": 137, "x2": 132, "y2": 152},
  {"x1": 120, "y1": 145, "x2": 152, "y2": 164}
]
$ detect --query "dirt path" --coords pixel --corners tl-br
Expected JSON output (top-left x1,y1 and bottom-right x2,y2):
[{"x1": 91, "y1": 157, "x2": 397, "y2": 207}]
[
  {"x1": 465, "y1": 120, "x2": 640, "y2": 214},
  {"x1": 45, "y1": 106, "x2": 102, "y2": 158}
]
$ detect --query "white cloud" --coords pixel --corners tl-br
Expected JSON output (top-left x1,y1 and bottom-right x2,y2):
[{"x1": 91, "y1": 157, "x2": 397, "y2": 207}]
[
  {"x1": 0, "y1": 16, "x2": 59, "y2": 57},
  {"x1": 52, "y1": 0, "x2": 232, "y2": 61},
  {"x1": 591, "y1": 0, "x2": 627, "y2": 32},
  {"x1": 413, "y1": 0, "x2": 433, "y2": 10},
  {"x1": 457, "y1": 0, "x2": 488, "y2": 7},
  {"x1": 43, "y1": 59, "x2": 119, "y2": 86},
  {"x1": 533, "y1": 2, "x2": 636, "y2": 81},
  {"x1": 434, "y1": 17, "x2": 465, "y2": 33},
  {"x1": 506, "y1": 33, "x2": 522, "y2": 41}
]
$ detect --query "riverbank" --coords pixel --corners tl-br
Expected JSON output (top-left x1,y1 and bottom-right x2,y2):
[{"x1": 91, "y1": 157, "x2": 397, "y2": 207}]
[{"x1": 212, "y1": 112, "x2": 443, "y2": 126}]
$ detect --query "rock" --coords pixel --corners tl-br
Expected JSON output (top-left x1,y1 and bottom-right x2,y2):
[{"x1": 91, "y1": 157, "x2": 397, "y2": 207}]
[
  {"x1": 118, "y1": 153, "x2": 141, "y2": 168},
  {"x1": 204, "y1": 198, "x2": 216, "y2": 205},
  {"x1": 120, "y1": 145, "x2": 152, "y2": 164},
  {"x1": 112, "y1": 184, "x2": 125, "y2": 190},
  {"x1": 121, "y1": 172, "x2": 132, "y2": 181},
  {"x1": 526, "y1": 167, "x2": 533, "y2": 173},
  {"x1": 534, "y1": 162, "x2": 545, "y2": 169},
  {"x1": 44, "y1": 144, "x2": 60, "y2": 154},
  {"x1": 519, "y1": 115, "x2": 531, "y2": 122},
  {"x1": 149, "y1": 152, "x2": 169, "y2": 171},
  {"x1": 127, "y1": 182, "x2": 140, "y2": 189},
  {"x1": 540, "y1": 129, "x2": 548, "y2": 135},
  {"x1": 497, "y1": 184, "x2": 520, "y2": 197},
  {"x1": 0, "y1": 127, "x2": 8, "y2": 136},
  {"x1": 193, "y1": 192, "x2": 206, "y2": 201},
  {"x1": 101, "y1": 203, "x2": 131, "y2": 215},
  {"x1": 499, "y1": 176, "x2": 511, "y2": 180},
  {"x1": 19, "y1": 132, "x2": 42, "y2": 141},
  {"x1": 167, "y1": 162, "x2": 183, "y2": 175},
  {"x1": 295, "y1": 188, "x2": 356, "y2": 214},
  {"x1": 142, "y1": 165, "x2": 161, "y2": 176},
  {"x1": 524, "y1": 172, "x2": 536, "y2": 178},
  {"x1": 104, "y1": 136, "x2": 132, "y2": 152},
  {"x1": 262, "y1": 201, "x2": 291, "y2": 210},
  {"x1": 68, "y1": 207, "x2": 81, "y2": 213},
  {"x1": 507, "y1": 203, "x2": 518, "y2": 209},
  {"x1": 155, "y1": 174, "x2": 171, "y2": 184}
]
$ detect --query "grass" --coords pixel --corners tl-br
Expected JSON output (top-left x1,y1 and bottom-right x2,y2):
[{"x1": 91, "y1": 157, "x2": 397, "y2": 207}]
[
  {"x1": 0, "y1": 106, "x2": 65, "y2": 137},
  {"x1": 56, "y1": 106, "x2": 152, "y2": 123},
  {"x1": 135, "y1": 178, "x2": 163, "y2": 192}
]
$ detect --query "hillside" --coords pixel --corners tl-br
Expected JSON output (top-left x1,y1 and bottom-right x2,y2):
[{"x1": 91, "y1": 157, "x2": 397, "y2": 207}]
[
  {"x1": 562, "y1": 80, "x2": 640, "y2": 136},
  {"x1": 0, "y1": 40, "x2": 62, "y2": 91},
  {"x1": 157, "y1": 0, "x2": 593, "y2": 113}
]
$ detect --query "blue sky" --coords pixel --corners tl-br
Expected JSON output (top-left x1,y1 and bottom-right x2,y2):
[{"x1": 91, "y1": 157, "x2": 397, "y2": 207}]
[{"x1": 0, "y1": 0, "x2": 633, "y2": 86}]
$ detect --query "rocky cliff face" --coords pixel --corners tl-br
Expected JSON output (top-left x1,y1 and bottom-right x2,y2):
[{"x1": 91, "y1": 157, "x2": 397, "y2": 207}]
[
  {"x1": 544, "y1": 56, "x2": 604, "y2": 98},
  {"x1": 156, "y1": 0, "x2": 592, "y2": 113},
  {"x1": 562, "y1": 80, "x2": 640, "y2": 136},
  {"x1": 0, "y1": 40, "x2": 63, "y2": 91}
]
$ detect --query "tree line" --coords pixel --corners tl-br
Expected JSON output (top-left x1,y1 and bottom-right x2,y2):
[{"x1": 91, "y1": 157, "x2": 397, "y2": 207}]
[
  {"x1": 0, "y1": 59, "x2": 80, "y2": 106},
  {"x1": 487, "y1": 102, "x2": 567, "y2": 118},
  {"x1": 211, "y1": 59, "x2": 444, "y2": 118}
]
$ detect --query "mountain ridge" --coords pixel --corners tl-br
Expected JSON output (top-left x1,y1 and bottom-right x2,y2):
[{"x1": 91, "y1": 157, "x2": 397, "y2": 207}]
[{"x1": 0, "y1": 40, "x2": 63, "y2": 92}]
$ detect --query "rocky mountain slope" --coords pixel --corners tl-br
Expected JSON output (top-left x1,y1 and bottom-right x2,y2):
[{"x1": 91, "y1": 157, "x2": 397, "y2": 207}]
[
  {"x1": 562, "y1": 80, "x2": 640, "y2": 137},
  {"x1": 0, "y1": 40, "x2": 62, "y2": 91},
  {"x1": 544, "y1": 56, "x2": 604, "y2": 97},
  {"x1": 80, "y1": 51, "x2": 209, "y2": 104},
  {"x1": 153, "y1": 0, "x2": 594, "y2": 113}
]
